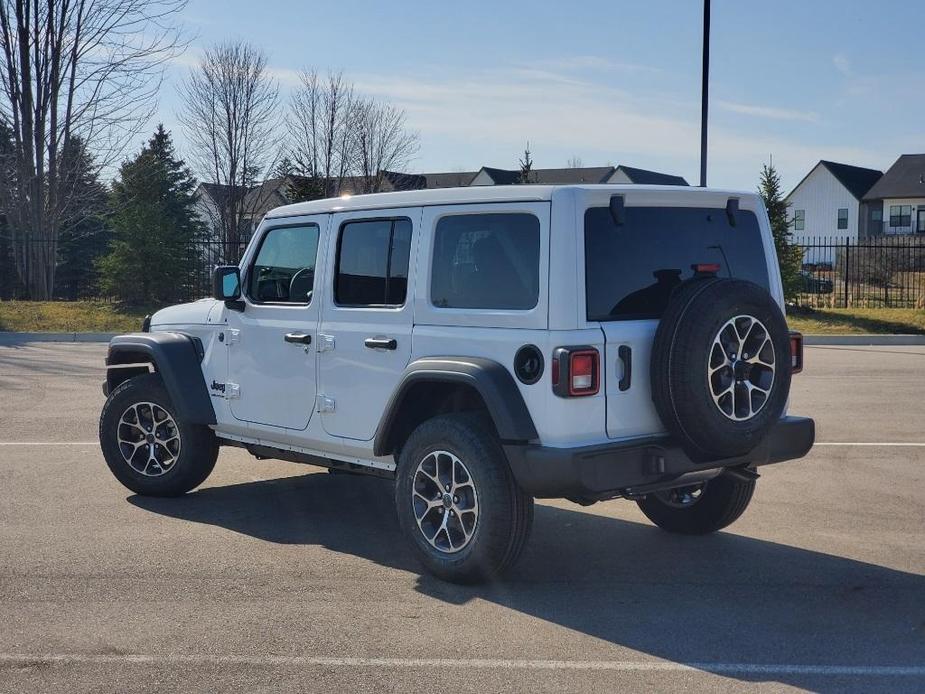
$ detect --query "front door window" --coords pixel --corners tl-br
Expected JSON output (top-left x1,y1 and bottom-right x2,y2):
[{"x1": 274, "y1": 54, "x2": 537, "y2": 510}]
[{"x1": 917, "y1": 209, "x2": 925, "y2": 234}]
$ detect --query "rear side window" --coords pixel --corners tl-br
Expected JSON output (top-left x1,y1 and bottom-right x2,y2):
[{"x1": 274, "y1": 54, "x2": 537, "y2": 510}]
[
  {"x1": 431, "y1": 213, "x2": 540, "y2": 310},
  {"x1": 584, "y1": 206, "x2": 770, "y2": 321},
  {"x1": 335, "y1": 218, "x2": 412, "y2": 306}
]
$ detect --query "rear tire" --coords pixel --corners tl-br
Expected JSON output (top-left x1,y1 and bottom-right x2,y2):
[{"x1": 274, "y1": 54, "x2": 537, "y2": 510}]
[
  {"x1": 99, "y1": 373, "x2": 218, "y2": 497},
  {"x1": 395, "y1": 414, "x2": 533, "y2": 584},
  {"x1": 635, "y1": 473, "x2": 756, "y2": 535}
]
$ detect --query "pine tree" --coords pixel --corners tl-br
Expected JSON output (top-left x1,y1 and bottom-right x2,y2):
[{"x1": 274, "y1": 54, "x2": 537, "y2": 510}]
[
  {"x1": 273, "y1": 156, "x2": 325, "y2": 203},
  {"x1": 519, "y1": 142, "x2": 534, "y2": 184},
  {"x1": 98, "y1": 125, "x2": 204, "y2": 304},
  {"x1": 758, "y1": 161, "x2": 802, "y2": 302},
  {"x1": 274, "y1": 156, "x2": 294, "y2": 179},
  {"x1": 55, "y1": 137, "x2": 110, "y2": 298}
]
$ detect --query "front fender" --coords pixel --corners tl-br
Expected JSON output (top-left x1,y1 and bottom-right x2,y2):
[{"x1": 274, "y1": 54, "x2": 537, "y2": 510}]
[{"x1": 105, "y1": 332, "x2": 216, "y2": 426}]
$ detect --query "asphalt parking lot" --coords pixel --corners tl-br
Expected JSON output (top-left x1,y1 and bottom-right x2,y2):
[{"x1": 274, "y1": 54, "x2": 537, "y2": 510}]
[{"x1": 0, "y1": 341, "x2": 923, "y2": 692}]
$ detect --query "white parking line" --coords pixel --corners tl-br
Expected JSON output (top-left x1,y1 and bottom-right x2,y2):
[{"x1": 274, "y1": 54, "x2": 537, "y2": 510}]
[
  {"x1": 3, "y1": 441, "x2": 925, "y2": 448},
  {"x1": 0, "y1": 442, "x2": 98, "y2": 445},
  {"x1": 0, "y1": 654, "x2": 923, "y2": 676},
  {"x1": 814, "y1": 442, "x2": 925, "y2": 447}
]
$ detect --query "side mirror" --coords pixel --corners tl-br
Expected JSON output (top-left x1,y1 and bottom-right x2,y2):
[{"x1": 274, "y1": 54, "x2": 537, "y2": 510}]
[{"x1": 213, "y1": 266, "x2": 243, "y2": 308}]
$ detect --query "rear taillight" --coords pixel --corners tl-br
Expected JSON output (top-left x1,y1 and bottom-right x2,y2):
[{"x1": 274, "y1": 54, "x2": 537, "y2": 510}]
[
  {"x1": 789, "y1": 331, "x2": 804, "y2": 374},
  {"x1": 552, "y1": 347, "x2": 600, "y2": 397}
]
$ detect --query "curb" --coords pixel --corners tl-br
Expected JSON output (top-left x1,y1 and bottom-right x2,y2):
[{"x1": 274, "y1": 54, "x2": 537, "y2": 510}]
[
  {"x1": 0, "y1": 332, "x2": 116, "y2": 344},
  {"x1": 804, "y1": 334, "x2": 925, "y2": 346}
]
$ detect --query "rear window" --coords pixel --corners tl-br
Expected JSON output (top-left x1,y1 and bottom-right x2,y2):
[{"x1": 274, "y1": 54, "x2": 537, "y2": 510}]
[{"x1": 584, "y1": 205, "x2": 770, "y2": 321}]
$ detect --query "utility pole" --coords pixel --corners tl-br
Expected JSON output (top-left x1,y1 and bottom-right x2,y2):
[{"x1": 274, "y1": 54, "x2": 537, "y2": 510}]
[{"x1": 700, "y1": 0, "x2": 711, "y2": 187}]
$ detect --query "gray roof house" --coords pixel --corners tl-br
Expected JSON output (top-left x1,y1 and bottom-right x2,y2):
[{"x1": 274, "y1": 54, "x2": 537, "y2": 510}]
[
  {"x1": 195, "y1": 163, "x2": 690, "y2": 242},
  {"x1": 862, "y1": 154, "x2": 925, "y2": 235},
  {"x1": 470, "y1": 165, "x2": 688, "y2": 186},
  {"x1": 608, "y1": 165, "x2": 689, "y2": 186}
]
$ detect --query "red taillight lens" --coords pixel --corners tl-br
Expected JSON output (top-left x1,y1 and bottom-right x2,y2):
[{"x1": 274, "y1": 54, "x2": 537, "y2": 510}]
[
  {"x1": 552, "y1": 346, "x2": 600, "y2": 397},
  {"x1": 789, "y1": 331, "x2": 804, "y2": 374},
  {"x1": 568, "y1": 350, "x2": 599, "y2": 396}
]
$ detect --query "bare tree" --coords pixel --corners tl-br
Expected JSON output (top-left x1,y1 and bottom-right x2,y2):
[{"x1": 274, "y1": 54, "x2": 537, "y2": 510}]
[
  {"x1": 287, "y1": 70, "x2": 357, "y2": 199},
  {"x1": 0, "y1": 0, "x2": 187, "y2": 299},
  {"x1": 353, "y1": 96, "x2": 419, "y2": 194},
  {"x1": 180, "y1": 41, "x2": 279, "y2": 256},
  {"x1": 567, "y1": 156, "x2": 583, "y2": 169}
]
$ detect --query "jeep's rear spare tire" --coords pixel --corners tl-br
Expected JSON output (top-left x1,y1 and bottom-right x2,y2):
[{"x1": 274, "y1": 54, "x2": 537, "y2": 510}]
[{"x1": 650, "y1": 278, "x2": 791, "y2": 460}]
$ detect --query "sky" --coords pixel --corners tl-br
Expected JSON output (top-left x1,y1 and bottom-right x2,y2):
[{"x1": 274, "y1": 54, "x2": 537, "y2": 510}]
[{"x1": 151, "y1": 0, "x2": 925, "y2": 193}]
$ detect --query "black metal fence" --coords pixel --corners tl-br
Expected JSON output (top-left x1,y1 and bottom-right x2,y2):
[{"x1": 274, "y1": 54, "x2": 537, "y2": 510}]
[
  {"x1": 794, "y1": 235, "x2": 925, "y2": 308},
  {"x1": 4, "y1": 233, "x2": 925, "y2": 309},
  {"x1": 0, "y1": 237, "x2": 250, "y2": 303}
]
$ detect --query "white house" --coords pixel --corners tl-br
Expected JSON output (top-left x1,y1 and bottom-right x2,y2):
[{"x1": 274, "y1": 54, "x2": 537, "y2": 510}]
[
  {"x1": 785, "y1": 160, "x2": 883, "y2": 243},
  {"x1": 862, "y1": 154, "x2": 925, "y2": 235}
]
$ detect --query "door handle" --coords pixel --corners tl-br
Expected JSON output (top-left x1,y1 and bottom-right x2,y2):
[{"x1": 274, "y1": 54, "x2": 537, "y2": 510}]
[
  {"x1": 618, "y1": 345, "x2": 632, "y2": 391},
  {"x1": 284, "y1": 332, "x2": 312, "y2": 345},
  {"x1": 364, "y1": 337, "x2": 397, "y2": 350}
]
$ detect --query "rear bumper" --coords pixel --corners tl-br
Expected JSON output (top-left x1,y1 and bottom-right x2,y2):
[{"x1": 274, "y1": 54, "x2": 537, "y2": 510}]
[{"x1": 504, "y1": 415, "x2": 815, "y2": 500}]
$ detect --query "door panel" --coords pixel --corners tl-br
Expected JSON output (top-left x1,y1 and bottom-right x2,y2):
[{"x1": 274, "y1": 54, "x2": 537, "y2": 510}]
[
  {"x1": 226, "y1": 216, "x2": 327, "y2": 430},
  {"x1": 317, "y1": 209, "x2": 420, "y2": 440}
]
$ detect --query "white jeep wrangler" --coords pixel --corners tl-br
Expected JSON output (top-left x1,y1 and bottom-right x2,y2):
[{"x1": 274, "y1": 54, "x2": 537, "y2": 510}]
[{"x1": 99, "y1": 185, "x2": 814, "y2": 583}]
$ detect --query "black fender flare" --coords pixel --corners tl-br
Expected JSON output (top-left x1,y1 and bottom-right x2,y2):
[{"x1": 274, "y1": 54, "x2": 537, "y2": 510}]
[
  {"x1": 105, "y1": 332, "x2": 216, "y2": 426},
  {"x1": 373, "y1": 356, "x2": 538, "y2": 456}
]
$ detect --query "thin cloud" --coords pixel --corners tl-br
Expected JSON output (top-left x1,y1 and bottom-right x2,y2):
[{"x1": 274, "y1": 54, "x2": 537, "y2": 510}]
[
  {"x1": 351, "y1": 65, "x2": 880, "y2": 187},
  {"x1": 530, "y1": 55, "x2": 661, "y2": 74},
  {"x1": 833, "y1": 53, "x2": 852, "y2": 77},
  {"x1": 717, "y1": 100, "x2": 819, "y2": 123}
]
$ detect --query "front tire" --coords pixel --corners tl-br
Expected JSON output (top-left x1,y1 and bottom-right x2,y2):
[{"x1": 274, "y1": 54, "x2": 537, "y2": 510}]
[
  {"x1": 99, "y1": 373, "x2": 218, "y2": 496},
  {"x1": 635, "y1": 473, "x2": 756, "y2": 535},
  {"x1": 395, "y1": 414, "x2": 533, "y2": 584}
]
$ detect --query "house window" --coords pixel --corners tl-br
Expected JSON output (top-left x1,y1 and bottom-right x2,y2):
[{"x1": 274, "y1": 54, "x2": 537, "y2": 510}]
[
  {"x1": 793, "y1": 209, "x2": 805, "y2": 231},
  {"x1": 889, "y1": 205, "x2": 912, "y2": 229},
  {"x1": 837, "y1": 208, "x2": 848, "y2": 230},
  {"x1": 871, "y1": 209, "x2": 883, "y2": 230}
]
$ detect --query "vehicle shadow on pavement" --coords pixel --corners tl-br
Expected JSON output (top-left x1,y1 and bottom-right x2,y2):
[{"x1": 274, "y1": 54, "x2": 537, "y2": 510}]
[{"x1": 130, "y1": 471, "x2": 925, "y2": 690}]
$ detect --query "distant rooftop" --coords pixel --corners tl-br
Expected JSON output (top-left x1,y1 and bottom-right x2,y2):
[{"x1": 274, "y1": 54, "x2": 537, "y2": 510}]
[
  {"x1": 614, "y1": 165, "x2": 689, "y2": 186},
  {"x1": 863, "y1": 154, "x2": 925, "y2": 200},
  {"x1": 473, "y1": 164, "x2": 688, "y2": 187},
  {"x1": 820, "y1": 161, "x2": 883, "y2": 200}
]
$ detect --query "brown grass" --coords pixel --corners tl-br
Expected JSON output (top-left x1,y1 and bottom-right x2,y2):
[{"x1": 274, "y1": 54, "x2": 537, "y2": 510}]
[
  {"x1": 787, "y1": 307, "x2": 925, "y2": 335},
  {"x1": 0, "y1": 301, "x2": 155, "y2": 333}
]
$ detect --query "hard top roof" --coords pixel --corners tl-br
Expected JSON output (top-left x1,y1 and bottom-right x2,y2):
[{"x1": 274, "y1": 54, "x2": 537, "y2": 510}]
[{"x1": 265, "y1": 184, "x2": 754, "y2": 219}]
